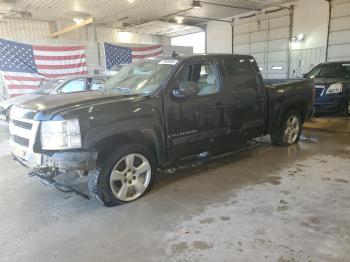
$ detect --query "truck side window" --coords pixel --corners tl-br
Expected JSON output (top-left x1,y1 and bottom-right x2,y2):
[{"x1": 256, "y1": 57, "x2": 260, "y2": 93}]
[
  {"x1": 224, "y1": 58, "x2": 257, "y2": 91},
  {"x1": 178, "y1": 62, "x2": 219, "y2": 96}
]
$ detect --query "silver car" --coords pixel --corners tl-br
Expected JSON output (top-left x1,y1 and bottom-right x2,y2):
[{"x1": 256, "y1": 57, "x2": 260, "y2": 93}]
[{"x1": 0, "y1": 75, "x2": 110, "y2": 121}]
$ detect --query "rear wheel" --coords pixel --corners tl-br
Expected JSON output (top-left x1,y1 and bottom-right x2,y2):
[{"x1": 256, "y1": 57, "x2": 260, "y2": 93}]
[
  {"x1": 270, "y1": 110, "x2": 302, "y2": 146},
  {"x1": 341, "y1": 98, "x2": 350, "y2": 117},
  {"x1": 88, "y1": 144, "x2": 156, "y2": 206}
]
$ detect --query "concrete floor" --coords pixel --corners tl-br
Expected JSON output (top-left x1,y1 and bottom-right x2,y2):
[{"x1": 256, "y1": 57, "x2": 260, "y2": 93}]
[{"x1": 0, "y1": 118, "x2": 349, "y2": 262}]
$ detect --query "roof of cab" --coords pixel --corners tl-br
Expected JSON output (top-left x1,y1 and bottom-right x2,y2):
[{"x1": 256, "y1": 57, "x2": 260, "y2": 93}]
[{"x1": 148, "y1": 53, "x2": 255, "y2": 63}]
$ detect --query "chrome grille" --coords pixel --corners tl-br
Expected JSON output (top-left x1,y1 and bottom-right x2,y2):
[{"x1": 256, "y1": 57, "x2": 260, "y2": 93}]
[
  {"x1": 13, "y1": 135, "x2": 29, "y2": 147},
  {"x1": 9, "y1": 106, "x2": 41, "y2": 167},
  {"x1": 315, "y1": 85, "x2": 325, "y2": 98}
]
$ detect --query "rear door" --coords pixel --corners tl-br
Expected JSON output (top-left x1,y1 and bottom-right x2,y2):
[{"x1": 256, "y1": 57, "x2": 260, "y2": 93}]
[
  {"x1": 221, "y1": 57, "x2": 267, "y2": 141},
  {"x1": 164, "y1": 58, "x2": 230, "y2": 160}
]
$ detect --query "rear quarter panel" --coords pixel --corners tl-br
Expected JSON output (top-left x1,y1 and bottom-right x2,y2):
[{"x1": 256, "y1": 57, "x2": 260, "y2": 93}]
[{"x1": 266, "y1": 79, "x2": 314, "y2": 133}]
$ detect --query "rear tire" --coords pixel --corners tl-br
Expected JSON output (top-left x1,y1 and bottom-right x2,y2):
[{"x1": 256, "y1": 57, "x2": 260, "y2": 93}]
[
  {"x1": 88, "y1": 143, "x2": 156, "y2": 206},
  {"x1": 341, "y1": 98, "x2": 350, "y2": 117},
  {"x1": 270, "y1": 110, "x2": 302, "y2": 146}
]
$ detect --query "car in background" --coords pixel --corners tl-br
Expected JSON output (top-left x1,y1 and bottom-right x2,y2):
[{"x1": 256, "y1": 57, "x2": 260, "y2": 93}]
[
  {"x1": 0, "y1": 75, "x2": 110, "y2": 121},
  {"x1": 304, "y1": 62, "x2": 350, "y2": 116}
]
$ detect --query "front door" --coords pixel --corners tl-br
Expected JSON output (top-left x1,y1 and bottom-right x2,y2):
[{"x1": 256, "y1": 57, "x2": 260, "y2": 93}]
[{"x1": 164, "y1": 59, "x2": 230, "y2": 161}]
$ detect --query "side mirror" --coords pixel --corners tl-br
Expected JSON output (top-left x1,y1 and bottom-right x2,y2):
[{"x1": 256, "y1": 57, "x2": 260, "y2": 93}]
[
  {"x1": 172, "y1": 81, "x2": 199, "y2": 98},
  {"x1": 302, "y1": 73, "x2": 308, "y2": 79}
]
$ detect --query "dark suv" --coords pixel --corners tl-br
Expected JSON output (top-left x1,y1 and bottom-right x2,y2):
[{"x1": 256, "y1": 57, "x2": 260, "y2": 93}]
[{"x1": 304, "y1": 62, "x2": 350, "y2": 116}]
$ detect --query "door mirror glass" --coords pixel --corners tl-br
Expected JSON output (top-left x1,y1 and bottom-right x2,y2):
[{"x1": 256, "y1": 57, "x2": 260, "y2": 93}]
[{"x1": 172, "y1": 81, "x2": 199, "y2": 98}]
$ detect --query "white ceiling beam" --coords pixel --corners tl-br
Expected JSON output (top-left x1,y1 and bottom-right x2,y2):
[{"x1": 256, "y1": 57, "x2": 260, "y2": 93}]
[{"x1": 49, "y1": 17, "x2": 93, "y2": 38}]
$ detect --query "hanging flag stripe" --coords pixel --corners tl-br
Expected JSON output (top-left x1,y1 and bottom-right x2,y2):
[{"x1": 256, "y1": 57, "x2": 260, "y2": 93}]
[
  {"x1": 3, "y1": 75, "x2": 42, "y2": 82},
  {"x1": 131, "y1": 47, "x2": 163, "y2": 59},
  {"x1": 132, "y1": 51, "x2": 163, "y2": 59},
  {"x1": 6, "y1": 85, "x2": 40, "y2": 90},
  {"x1": 32, "y1": 45, "x2": 85, "y2": 52},
  {"x1": 36, "y1": 62, "x2": 87, "y2": 70},
  {"x1": 34, "y1": 54, "x2": 86, "y2": 61},
  {"x1": 42, "y1": 71, "x2": 88, "y2": 78},
  {"x1": 33, "y1": 49, "x2": 86, "y2": 57},
  {"x1": 130, "y1": 45, "x2": 162, "y2": 52}
]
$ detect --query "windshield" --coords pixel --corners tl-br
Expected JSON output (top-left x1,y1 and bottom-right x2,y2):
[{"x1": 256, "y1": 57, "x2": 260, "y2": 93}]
[
  {"x1": 33, "y1": 79, "x2": 65, "y2": 94},
  {"x1": 104, "y1": 59, "x2": 176, "y2": 95},
  {"x1": 307, "y1": 63, "x2": 350, "y2": 79}
]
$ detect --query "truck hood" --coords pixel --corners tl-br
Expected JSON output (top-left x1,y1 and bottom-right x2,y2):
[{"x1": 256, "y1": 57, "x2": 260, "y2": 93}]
[
  {"x1": 0, "y1": 94, "x2": 43, "y2": 110},
  {"x1": 16, "y1": 91, "x2": 143, "y2": 119}
]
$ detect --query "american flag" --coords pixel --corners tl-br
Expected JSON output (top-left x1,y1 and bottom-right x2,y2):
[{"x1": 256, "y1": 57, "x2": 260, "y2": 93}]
[
  {"x1": 0, "y1": 38, "x2": 87, "y2": 96},
  {"x1": 104, "y1": 43, "x2": 163, "y2": 70}
]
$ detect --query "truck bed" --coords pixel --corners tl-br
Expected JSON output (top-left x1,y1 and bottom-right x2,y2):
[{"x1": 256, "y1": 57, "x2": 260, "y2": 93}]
[
  {"x1": 264, "y1": 78, "x2": 314, "y2": 134},
  {"x1": 264, "y1": 79, "x2": 307, "y2": 86}
]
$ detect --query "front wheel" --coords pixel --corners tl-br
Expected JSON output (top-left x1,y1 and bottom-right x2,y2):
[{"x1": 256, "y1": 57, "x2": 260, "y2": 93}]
[
  {"x1": 88, "y1": 144, "x2": 156, "y2": 206},
  {"x1": 270, "y1": 110, "x2": 302, "y2": 146}
]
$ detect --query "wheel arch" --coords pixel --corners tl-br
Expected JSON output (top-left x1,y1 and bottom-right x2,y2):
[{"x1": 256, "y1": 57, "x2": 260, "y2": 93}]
[
  {"x1": 85, "y1": 128, "x2": 165, "y2": 167},
  {"x1": 269, "y1": 99, "x2": 308, "y2": 134}
]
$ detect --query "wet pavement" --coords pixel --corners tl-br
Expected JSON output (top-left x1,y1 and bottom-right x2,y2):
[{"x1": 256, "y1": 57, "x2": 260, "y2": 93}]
[{"x1": 0, "y1": 118, "x2": 349, "y2": 262}]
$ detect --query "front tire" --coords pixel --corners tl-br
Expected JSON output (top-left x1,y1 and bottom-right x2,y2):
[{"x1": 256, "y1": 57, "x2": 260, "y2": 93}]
[
  {"x1": 270, "y1": 110, "x2": 302, "y2": 146},
  {"x1": 88, "y1": 144, "x2": 156, "y2": 206}
]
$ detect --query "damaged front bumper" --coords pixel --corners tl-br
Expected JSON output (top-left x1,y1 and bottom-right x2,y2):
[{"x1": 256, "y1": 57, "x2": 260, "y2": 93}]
[
  {"x1": 10, "y1": 140, "x2": 98, "y2": 174},
  {"x1": 10, "y1": 141, "x2": 98, "y2": 199}
]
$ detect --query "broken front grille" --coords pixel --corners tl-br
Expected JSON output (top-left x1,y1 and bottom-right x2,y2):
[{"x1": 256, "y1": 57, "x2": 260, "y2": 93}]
[{"x1": 9, "y1": 107, "x2": 39, "y2": 151}]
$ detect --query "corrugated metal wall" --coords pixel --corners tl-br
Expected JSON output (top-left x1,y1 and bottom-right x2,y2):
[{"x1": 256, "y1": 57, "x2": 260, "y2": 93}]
[
  {"x1": 328, "y1": 1, "x2": 350, "y2": 61},
  {"x1": 0, "y1": 18, "x2": 50, "y2": 40},
  {"x1": 290, "y1": 47, "x2": 326, "y2": 78},
  {"x1": 233, "y1": 9, "x2": 291, "y2": 79}
]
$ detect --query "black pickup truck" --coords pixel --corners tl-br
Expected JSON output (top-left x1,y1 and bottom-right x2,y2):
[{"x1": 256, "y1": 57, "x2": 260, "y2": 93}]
[{"x1": 8, "y1": 54, "x2": 314, "y2": 206}]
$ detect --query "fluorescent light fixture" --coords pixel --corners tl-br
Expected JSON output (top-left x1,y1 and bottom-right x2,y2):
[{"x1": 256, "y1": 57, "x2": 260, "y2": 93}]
[
  {"x1": 73, "y1": 17, "x2": 84, "y2": 24},
  {"x1": 174, "y1": 16, "x2": 184, "y2": 24},
  {"x1": 192, "y1": 1, "x2": 202, "y2": 8},
  {"x1": 272, "y1": 66, "x2": 283, "y2": 70},
  {"x1": 297, "y1": 33, "x2": 305, "y2": 41}
]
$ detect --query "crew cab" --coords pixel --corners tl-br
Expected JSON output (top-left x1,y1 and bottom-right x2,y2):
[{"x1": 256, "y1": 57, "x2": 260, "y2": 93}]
[
  {"x1": 304, "y1": 62, "x2": 350, "y2": 116},
  {"x1": 8, "y1": 54, "x2": 314, "y2": 206},
  {"x1": 0, "y1": 75, "x2": 110, "y2": 121}
]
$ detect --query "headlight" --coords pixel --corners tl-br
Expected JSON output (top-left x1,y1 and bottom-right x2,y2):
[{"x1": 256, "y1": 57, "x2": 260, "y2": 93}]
[
  {"x1": 326, "y1": 82, "x2": 343, "y2": 94},
  {"x1": 41, "y1": 119, "x2": 82, "y2": 150}
]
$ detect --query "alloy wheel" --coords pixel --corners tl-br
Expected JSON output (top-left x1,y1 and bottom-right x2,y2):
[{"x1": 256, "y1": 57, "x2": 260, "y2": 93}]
[
  {"x1": 284, "y1": 116, "x2": 300, "y2": 144},
  {"x1": 109, "y1": 153, "x2": 152, "y2": 202}
]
